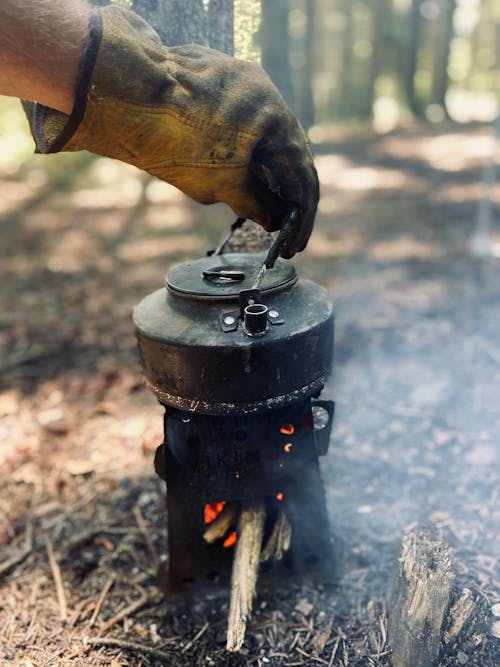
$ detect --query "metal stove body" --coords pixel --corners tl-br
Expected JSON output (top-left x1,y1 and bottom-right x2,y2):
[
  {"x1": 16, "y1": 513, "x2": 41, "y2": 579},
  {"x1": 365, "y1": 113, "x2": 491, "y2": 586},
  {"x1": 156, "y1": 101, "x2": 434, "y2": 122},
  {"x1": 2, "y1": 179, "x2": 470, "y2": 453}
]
[{"x1": 133, "y1": 252, "x2": 334, "y2": 590}]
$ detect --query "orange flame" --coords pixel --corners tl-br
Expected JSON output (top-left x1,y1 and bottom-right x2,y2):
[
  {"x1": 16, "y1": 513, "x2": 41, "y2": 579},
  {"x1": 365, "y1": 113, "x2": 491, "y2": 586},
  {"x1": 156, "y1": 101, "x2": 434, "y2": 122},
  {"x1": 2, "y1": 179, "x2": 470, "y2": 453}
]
[
  {"x1": 204, "y1": 501, "x2": 226, "y2": 524},
  {"x1": 280, "y1": 424, "x2": 295, "y2": 435},
  {"x1": 276, "y1": 492, "x2": 284, "y2": 502},
  {"x1": 223, "y1": 531, "x2": 237, "y2": 548},
  {"x1": 284, "y1": 443, "x2": 293, "y2": 453}
]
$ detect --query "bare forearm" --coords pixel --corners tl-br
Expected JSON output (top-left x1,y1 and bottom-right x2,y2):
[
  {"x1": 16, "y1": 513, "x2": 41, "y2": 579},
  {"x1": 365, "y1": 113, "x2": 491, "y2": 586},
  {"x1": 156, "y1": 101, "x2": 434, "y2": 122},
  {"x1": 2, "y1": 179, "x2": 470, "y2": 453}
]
[{"x1": 0, "y1": 0, "x2": 90, "y2": 114}]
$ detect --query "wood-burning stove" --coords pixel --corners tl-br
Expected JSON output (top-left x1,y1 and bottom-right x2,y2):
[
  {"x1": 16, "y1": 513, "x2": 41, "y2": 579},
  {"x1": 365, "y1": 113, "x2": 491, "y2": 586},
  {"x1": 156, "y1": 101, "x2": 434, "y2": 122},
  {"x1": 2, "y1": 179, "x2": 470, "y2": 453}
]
[{"x1": 133, "y1": 247, "x2": 334, "y2": 598}]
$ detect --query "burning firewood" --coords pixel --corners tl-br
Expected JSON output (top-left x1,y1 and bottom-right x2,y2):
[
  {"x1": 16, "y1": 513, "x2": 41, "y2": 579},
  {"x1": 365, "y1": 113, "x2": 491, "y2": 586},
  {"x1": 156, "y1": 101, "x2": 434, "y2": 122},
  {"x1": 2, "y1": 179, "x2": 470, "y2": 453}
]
[
  {"x1": 226, "y1": 501, "x2": 265, "y2": 652},
  {"x1": 203, "y1": 504, "x2": 237, "y2": 544}
]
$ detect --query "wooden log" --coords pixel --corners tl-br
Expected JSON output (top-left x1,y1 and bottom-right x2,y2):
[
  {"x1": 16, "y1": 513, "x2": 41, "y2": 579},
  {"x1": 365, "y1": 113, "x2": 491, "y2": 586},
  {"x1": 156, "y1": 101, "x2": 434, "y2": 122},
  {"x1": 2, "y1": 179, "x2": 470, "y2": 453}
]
[
  {"x1": 226, "y1": 501, "x2": 266, "y2": 652},
  {"x1": 260, "y1": 509, "x2": 291, "y2": 562},
  {"x1": 388, "y1": 525, "x2": 455, "y2": 667}
]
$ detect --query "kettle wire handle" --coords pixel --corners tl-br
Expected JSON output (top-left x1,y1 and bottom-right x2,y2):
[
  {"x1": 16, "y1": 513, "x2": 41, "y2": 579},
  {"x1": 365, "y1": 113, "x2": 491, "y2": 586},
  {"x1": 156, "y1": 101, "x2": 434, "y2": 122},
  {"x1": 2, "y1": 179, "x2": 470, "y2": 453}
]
[{"x1": 207, "y1": 206, "x2": 299, "y2": 291}]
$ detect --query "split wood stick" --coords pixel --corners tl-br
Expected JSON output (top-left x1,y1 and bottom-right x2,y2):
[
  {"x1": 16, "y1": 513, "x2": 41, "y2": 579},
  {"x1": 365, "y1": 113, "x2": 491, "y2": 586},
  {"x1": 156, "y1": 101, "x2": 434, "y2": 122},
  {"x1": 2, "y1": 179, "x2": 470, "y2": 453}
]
[
  {"x1": 203, "y1": 505, "x2": 237, "y2": 544},
  {"x1": 226, "y1": 500, "x2": 265, "y2": 652},
  {"x1": 260, "y1": 509, "x2": 291, "y2": 562},
  {"x1": 86, "y1": 637, "x2": 173, "y2": 662}
]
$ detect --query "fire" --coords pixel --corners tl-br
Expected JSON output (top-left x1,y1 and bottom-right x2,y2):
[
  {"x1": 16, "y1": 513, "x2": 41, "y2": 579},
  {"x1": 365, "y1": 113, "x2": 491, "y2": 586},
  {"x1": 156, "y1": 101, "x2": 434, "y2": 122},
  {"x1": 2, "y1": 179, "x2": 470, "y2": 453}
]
[
  {"x1": 284, "y1": 443, "x2": 293, "y2": 453},
  {"x1": 276, "y1": 492, "x2": 284, "y2": 502},
  {"x1": 280, "y1": 423, "x2": 295, "y2": 435},
  {"x1": 223, "y1": 531, "x2": 237, "y2": 548},
  {"x1": 204, "y1": 501, "x2": 226, "y2": 524}
]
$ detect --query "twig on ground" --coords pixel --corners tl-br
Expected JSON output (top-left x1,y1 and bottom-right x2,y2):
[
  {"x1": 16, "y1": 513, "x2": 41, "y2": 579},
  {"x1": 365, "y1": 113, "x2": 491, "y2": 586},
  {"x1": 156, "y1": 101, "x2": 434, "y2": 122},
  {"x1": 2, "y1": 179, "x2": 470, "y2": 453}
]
[
  {"x1": 0, "y1": 521, "x2": 33, "y2": 577},
  {"x1": 133, "y1": 505, "x2": 157, "y2": 561},
  {"x1": 88, "y1": 573, "x2": 116, "y2": 629},
  {"x1": 46, "y1": 537, "x2": 68, "y2": 622},
  {"x1": 180, "y1": 621, "x2": 209, "y2": 654},
  {"x1": 296, "y1": 647, "x2": 330, "y2": 665},
  {"x1": 328, "y1": 636, "x2": 341, "y2": 667},
  {"x1": 100, "y1": 590, "x2": 150, "y2": 632},
  {"x1": 68, "y1": 597, "x2": 94, "y2": 628},
  {"x1": 86, "y1": 637, "x2": 172, "y2": 661}
]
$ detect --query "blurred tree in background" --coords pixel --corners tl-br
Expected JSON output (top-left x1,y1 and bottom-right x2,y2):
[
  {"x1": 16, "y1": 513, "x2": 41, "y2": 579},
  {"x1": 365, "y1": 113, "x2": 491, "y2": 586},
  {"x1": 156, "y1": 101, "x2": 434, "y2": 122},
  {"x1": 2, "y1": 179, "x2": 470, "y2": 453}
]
[{"x1": 127, "y1": 0, "x2": 499, "y2": 131}]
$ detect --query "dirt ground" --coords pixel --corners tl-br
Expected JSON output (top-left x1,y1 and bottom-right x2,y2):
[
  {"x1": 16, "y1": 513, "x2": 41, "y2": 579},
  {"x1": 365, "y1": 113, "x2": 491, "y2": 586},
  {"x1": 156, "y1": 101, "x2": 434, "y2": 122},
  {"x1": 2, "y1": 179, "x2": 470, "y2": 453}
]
[{"x1": 1, "y1": 121, "x2": 499, "y2": 666}]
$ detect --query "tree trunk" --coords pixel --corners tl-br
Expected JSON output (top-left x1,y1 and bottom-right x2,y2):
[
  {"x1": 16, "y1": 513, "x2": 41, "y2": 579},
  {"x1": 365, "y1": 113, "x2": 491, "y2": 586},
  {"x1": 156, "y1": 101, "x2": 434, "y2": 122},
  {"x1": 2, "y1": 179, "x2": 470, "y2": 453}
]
[
  {"x1": 405, "y1": 0, "x2": 423, "y2": 116},
  {"x1": 132, "y1": 0, "x2": 208, "y2": 47},
  {"x1": 132, "y1": 0, "x2": 235, "y2": 53},
  {"x1": 131, "y1": 0, "x2": 171, "y2": 44},
  {"x1": 362, "y1": 0, "x2": 391, "y2": 119},
  {"x1": 338, "y1": 6, "x2": 354, "y2": 118},
  {"x1": 260, "y1": 0, "x2": 294, "y2": 109},
  {"x1": 208, "y1": 0, "x2": 234, "y2": 56},
  {"x1": 431, "y1": 0, "x2": 457, "y2": 116},
  {"x1": 294, "y1": 0, "x2": 316, "y2": 130}
]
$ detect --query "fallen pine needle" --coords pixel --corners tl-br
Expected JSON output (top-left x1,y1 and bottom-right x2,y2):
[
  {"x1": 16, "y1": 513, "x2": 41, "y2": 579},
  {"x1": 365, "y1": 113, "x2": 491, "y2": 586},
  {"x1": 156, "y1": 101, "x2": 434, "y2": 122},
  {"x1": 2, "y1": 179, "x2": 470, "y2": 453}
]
[
  {"x1": 181, "y1": 621, "x2": 209, "y2": 654},
  {"x1": 88, "y1": 573, "x2": 116, "y2": 629},
  {"x1": 296, "y1": 647, "x2": 330, "y2": 665},
  {"x1": 46, "y1": 537, "x2": 67, "y2": 622},
  {"x1": 133, "y1": 505, "x2": 157, "y2": 561},
  {"x1": 86, "y1": 637, "x2": 172, "y2": 661}
]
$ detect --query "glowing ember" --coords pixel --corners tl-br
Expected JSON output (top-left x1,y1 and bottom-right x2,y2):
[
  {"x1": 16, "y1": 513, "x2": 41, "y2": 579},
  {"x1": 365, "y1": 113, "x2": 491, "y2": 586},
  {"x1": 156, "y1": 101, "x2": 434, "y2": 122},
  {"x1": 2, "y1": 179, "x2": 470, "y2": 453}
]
[
  {"x1": 204, "y1": 501, "x2": 226, "y2": 524},
  {"x1": 284, "y1": 443, "x2": 293, "y2": 453},
  {"x1": 280, "y1": 424, "x2": 295, "y2": 435},
  {"x1": 223, "y1": 531, "x2": 237, "y2": 548},
  {"x1": 276, "y1": 492, "x2": 284, "y2": 501}
]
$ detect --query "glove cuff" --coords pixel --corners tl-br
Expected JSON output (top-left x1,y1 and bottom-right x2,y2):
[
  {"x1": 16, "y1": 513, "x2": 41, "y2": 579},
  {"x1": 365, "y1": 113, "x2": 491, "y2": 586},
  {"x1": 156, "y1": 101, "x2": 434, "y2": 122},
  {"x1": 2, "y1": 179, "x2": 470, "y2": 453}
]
[{"x1": 31, "y1": 7, "x2": 103, "y2": 154}]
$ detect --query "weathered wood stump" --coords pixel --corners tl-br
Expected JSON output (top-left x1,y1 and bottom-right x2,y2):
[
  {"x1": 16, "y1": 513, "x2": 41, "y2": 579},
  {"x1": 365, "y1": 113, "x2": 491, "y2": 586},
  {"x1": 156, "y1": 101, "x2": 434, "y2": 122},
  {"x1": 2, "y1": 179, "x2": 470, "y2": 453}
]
[
  {"x1": 388, "y1": 525, "x2": 489, "y2": 667},
  {"x1": 388, "y1": 526, "x2": 454, "y2": 667}
]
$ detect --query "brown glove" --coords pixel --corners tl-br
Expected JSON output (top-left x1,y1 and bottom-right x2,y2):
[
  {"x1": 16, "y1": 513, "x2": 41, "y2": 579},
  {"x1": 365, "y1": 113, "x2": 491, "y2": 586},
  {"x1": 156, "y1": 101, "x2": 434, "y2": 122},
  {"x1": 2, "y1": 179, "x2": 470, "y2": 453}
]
[{"x1": 29, "y1": 5, "x2": 319, "y2": 258}]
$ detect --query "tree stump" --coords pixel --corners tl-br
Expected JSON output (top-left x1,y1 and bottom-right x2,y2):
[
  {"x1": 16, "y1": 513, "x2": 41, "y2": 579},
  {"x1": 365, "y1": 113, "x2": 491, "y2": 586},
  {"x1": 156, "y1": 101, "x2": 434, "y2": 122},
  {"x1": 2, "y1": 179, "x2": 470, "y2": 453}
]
[{"x1": 388, "y1": 526, "x2": 455, "y2": 667}]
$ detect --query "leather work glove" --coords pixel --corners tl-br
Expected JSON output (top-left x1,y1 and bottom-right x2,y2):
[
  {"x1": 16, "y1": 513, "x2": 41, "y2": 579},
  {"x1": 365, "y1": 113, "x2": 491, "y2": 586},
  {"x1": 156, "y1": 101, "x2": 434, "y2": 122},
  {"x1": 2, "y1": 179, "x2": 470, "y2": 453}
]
[{"x1": 28, "y1": 5, "x2": 319, "y2": 258}]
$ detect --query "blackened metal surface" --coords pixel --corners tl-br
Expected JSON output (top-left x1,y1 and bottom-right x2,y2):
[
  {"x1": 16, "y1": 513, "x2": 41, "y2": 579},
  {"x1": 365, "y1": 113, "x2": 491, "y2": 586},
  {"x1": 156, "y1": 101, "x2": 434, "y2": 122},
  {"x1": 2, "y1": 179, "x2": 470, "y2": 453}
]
[
  {"x1": 163, "y1": 400, "x2": 330, "y2": 499},
  {"x1": 161, "y1": 444, "x2": 235, "y2": 591},
  {"x1": 134, "y1": 275, "x2": 334, "y2": 415},
  {"x1": 159, "y1": 399, "x2": 334, "y2": 589}
]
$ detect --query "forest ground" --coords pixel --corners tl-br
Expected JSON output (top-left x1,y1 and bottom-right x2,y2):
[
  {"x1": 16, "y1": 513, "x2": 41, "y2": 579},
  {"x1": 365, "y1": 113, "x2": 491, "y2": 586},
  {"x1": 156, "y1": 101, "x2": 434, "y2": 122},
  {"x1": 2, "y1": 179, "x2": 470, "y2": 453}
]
[{"x1": 1, "y1": 121, "x2": 499, "y2": 666}]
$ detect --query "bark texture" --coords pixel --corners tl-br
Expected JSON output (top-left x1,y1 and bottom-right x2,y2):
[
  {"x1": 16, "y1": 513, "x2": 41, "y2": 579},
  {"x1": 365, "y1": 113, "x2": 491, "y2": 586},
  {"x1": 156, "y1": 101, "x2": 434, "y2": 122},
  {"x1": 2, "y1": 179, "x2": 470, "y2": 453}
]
[
  {"x1": 133, "y1": 0, "x2": 208, "y2": 46},
  {"x1": 132, "y1": 0, "x2": 234, "y2": 53},
  {"x1": 388, "y1": 526, "x2": 455, "y2": 667},
  {"x1": 208, "y1": 0, "x2": 234, "y2": 56},
  {"x1": 260, "y1": 0, "x2": 294, "y2": 109}
]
